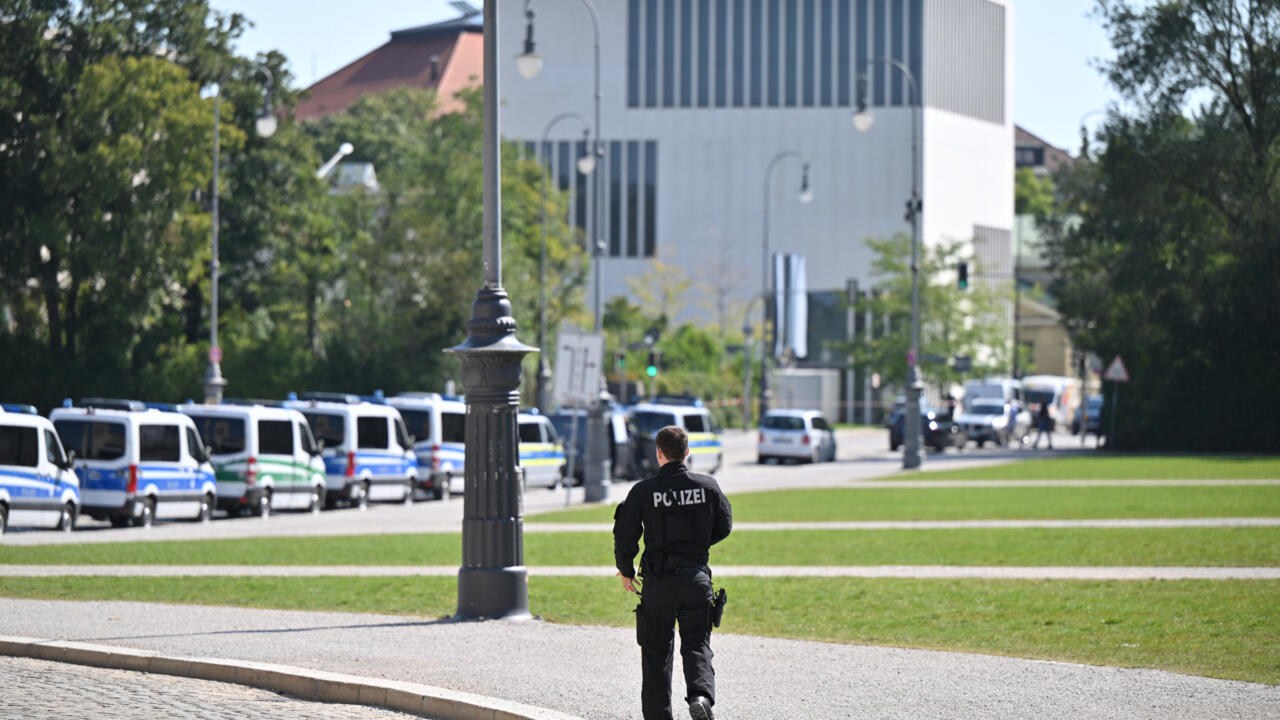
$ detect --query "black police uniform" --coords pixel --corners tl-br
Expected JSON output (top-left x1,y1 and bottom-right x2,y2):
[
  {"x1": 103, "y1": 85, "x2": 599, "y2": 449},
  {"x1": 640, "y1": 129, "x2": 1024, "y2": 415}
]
[{"x1": 613, "y1": 459, "x2": 733, "y2": 720}]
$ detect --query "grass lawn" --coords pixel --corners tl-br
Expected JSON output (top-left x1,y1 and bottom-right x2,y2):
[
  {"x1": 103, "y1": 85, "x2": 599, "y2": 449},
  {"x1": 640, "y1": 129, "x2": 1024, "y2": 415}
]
[
  {"x1": 527, "y1": 484, "x2": 1280, "y2": 524},
  {"x1": 901, "y1": 455, "x2": 1280, "y2": 481},
  {"x1": 3, "y1": 575, "x2": 1275, "y2": 685},
  {"x1": 2, "y1": 526, "x2": 1278, "y2": 567}
]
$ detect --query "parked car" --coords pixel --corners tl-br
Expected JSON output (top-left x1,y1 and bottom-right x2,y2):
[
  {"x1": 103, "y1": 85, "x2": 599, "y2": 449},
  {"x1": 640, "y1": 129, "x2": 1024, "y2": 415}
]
[
  {"x1": 886, "y1": 400, "x2": 964, "y2": 453},
  {"x1": 0, "y1": 405, "x2": 80, "y2": 534},
  {"x1": 388, "y1": 392, "x2": 466, "y2": 500},
  {"x1": 757, "y1": 409, "x2": 837, "y2": 464},
  {"x1": 1072, "y1": 395, "x2": 1104, "y2": 436},
  {"x1": 517, "y1": 412, "x2": 567, "y2": 489},
  {"x1": 52, "y1": 400, "x2": 216, "y2": 527},
  {"x1": 288, "y1": 397, "x2": 418, "y2": 508},
  {"x1": 630, "y1": 402, "x2": 724, "y2": 475},
  {"x1": 183, "y1": 403, "x2": 327, "y2": 516},
  {"x1": 955, "y1": 398, "x2": 1017, "y2": 447}
]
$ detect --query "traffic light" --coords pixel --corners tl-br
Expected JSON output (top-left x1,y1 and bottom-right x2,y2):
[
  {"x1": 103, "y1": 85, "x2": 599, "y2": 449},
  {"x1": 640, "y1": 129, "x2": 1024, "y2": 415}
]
[
  {"x1": 614, "y1": 351, "x2": 627, "y2": 371},
  {"x1": 957, "y1": 261, "x2": 969, "y2": 290},
  {"x1": 646, "y1": 350, "x2": 660, "y2": 378}
]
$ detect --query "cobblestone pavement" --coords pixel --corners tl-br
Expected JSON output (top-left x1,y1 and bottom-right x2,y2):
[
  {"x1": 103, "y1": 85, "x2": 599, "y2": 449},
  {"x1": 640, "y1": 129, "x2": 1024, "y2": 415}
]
[{"x1": 0, "y1": 656, "x2": 428, "y2": 720}]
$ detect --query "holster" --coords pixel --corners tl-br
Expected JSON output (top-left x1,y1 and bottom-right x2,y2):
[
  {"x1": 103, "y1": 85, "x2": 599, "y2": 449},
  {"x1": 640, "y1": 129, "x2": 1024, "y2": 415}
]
[{"x1": 709, "y1": 587, "x2": 727, "y2": 628}]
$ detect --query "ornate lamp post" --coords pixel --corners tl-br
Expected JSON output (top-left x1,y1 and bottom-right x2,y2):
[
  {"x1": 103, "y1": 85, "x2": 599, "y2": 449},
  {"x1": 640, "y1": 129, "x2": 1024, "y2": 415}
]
[
  {"x1": 447, "y1": 1, "x2": 536, "y2": 620},
  {"x1": 757, "y1": 151, "x2": 812, "y2": 419},
  {"x1": 854, "y1": 59, "x2": 923, "y2": 470}
]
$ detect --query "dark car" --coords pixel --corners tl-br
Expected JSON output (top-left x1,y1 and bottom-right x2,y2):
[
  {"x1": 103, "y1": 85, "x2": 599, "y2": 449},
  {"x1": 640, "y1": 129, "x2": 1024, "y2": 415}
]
[
  {"x1": 549, "y1": 408, "x2": 644, "y2": 483},
  {"x1": 1071, "y1": 395, "x2": 1104, "y2": 435},
  {"x1": 887, "y1": 400, "x2": 964, "y2": 453}
]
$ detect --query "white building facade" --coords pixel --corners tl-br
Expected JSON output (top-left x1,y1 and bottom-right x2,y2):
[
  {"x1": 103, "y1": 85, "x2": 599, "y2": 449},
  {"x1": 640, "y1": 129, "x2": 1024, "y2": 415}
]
[{"x1": 498, "y1": 0, "x2": 1013, "y2": 367}]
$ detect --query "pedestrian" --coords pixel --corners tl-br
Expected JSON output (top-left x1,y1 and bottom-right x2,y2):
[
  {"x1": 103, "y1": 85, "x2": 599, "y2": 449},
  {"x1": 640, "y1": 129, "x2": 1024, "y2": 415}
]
[
  {"x1": 614, "y1": 425, "x2": 733, "y2": 720},
  {"x1": 1033, "y1": 402, "x2": 1054, "y2": 449}
]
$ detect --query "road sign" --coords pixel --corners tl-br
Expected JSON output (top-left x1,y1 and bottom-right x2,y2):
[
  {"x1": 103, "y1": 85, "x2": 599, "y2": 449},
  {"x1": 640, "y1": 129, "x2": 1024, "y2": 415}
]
[
  {"x1": 552, "y1": 332, "x2": 604, "y2": 407},
  {"x1": 209, "y1": 346, "x2": 222, "y2": 364},
  {"x1": 1103, "y1": 355, "x2": 1129, "y2": 383}
]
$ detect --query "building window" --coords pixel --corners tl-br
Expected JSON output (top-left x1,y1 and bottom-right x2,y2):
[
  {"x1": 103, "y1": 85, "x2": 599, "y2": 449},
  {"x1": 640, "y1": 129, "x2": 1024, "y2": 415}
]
[
  {"x1": 784, "y1": 0, "x2": 797, "y2": 107},
  {"x1": 681, "y1": 0, "x2": 694, "y2": 107},
  {"x1": 576, "y1": 139, "x2": 588, "y2": 232},
  {"x1": 838, "y1": 0, "x2": 850, "y2": 105},
  {"x1": 698, "y1": 0, "x2": 710, "y2": 106},
  {"x1": 873, "y1": 0, "x2": 886, "y2": 106},
  {"x1": 663, "y1": 0, "x2": 676, "y2": 107},
  {"x1": 891, "y1": 0, "x2": 904, "y2": 104},
  {"x1": 820, "y1": 0, "x2": 833, "y2": 106},
  {"x1": 644, "y1": 141, "x2": 657, "y2": 257},
  {"x1": 750, "y1": 0, "x2": 763, "y2": 105},
  {"x1": 627, "y1": 141, "x2": 640, "y2": 256},
  {"x1": 610, "y1": 141, "x2": 623, "y2": 256},
  {"x1": 646, "y1": 0, "x2": 659, "y2": 106},
  {"x1": 768, "y1": 0, "x2": 780, "y2": 105},
  {"x1": 715, "y1": 0, "x2": 728, "y2": 106},
  {"x1": 732, "y1": 0, "x2": 746, "y2": 106},
  {"x1": 629, "y1": 0, "x2": 642, "y2": 107}
]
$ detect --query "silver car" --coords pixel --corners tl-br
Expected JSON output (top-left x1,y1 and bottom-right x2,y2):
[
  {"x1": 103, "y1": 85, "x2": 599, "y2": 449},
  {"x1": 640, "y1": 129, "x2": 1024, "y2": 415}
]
[{"x1": 757, "y1": 410, "x2": 836, "y2": 464}]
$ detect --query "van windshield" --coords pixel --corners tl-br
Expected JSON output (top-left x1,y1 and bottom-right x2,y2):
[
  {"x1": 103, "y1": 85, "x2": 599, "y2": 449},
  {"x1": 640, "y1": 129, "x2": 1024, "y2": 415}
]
[
  {"x1": 188, "y1": 415, "x2": 246, "y2": 455},
  {"x1": 303, "y1": 412, "x2": 345, "y2": 448},
  {"x1": 53, "y1": 419, "x2": 126, "y2": 461},
  {"x1": 519, "y1": 422, "x2": 542, "y2": 443},
  {"x1": 633, "y1": 411, "x2": 676, "y2": 437},
  {"x1": 399, "y1": 410, "x2": 431, "y2": 442}
]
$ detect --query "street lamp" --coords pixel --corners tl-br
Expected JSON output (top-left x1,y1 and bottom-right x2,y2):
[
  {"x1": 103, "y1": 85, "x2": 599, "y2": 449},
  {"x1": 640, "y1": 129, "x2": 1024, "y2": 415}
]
[
  {"x1": 447, "y1": 1, "x2": 536, "y2": 621},
  {"x1": 521, "y1": 0, "x2": 611, "y2": 503},
  {"x1": 316, "y1": 142, "x2": 355, "y2": 179},
  {"x1": 757, "y1": 151, "x2": 813, "y2": 420},
  {"x1": 854, "y1": 58, "x2": 924, "y2": 470},
  {"x1": 536, "y1": 115, "x2": 593, "y2": 415},
  {"x1": 203, "y1": 66, "x2": 278, "y2": 405}
]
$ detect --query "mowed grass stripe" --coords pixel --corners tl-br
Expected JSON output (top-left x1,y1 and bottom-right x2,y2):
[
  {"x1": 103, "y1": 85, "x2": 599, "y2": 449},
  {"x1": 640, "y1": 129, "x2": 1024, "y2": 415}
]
[
  {"x1": 528, "y1": 484, "x2": 1280, "y2": 524},
  {"x1": 1, "y1": 576, "x2": 1275, "y2": 685},
  {"x1": 2, "y1": 527, "x2": 1277, "y2": 567},
  {"x1": 899, "y1": 455, "x2": 1280, "y2": 481}
]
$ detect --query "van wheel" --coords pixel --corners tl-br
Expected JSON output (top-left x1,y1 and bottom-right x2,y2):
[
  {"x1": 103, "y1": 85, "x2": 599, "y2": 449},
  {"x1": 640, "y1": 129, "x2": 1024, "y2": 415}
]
[
  {"x1": 403, "y1": 480, "x2": 415, "y2": 504},
  {"x1": 197, "y1": 494, "x2": 214, "y2": 523},
  {"x1": 308, "y1": 486, "x2": 325, "y2": 514},
  {"x1": 0, "y1": 504, "x2": 8, "y2": 534},
  {"x1": 134, "y1": 498, "x2": 155, "y2": 528},
  {"x1": 110, "y1": 515, "x2": 130, "y2": 528},
  {"x1": 58, "y1": 503, "x2": 77, "y2": 532},
  {"x1": 355, "y1": 481, "x2": 369, "y2": 510}
]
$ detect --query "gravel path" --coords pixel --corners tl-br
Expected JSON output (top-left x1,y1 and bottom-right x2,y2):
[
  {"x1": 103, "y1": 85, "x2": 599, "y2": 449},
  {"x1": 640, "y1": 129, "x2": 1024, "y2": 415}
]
[
  {"x1": 2, "y1": 599, "x2": 1276, "y2": 720},
  {"x1": 3, "y1": 564, "x2": 1278, "y2": 580}
]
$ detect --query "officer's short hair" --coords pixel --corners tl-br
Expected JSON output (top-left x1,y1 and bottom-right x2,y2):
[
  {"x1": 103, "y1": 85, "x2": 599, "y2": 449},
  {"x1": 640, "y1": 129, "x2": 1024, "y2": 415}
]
[{"x1": 655, "y1": 425, "x2": 688, "y2": 461}]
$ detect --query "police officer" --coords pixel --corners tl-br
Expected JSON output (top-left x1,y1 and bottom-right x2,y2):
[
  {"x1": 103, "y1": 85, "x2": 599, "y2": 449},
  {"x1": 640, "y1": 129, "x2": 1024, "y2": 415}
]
[{"x1": 614, "y1": 425, "x2": 733, "y2": 720}]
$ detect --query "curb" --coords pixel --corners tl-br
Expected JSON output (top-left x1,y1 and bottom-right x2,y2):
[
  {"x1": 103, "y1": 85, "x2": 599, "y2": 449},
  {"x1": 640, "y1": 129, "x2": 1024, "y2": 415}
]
[{"x1": 0, "y1": 635, "x2": 583, "y2": 720}]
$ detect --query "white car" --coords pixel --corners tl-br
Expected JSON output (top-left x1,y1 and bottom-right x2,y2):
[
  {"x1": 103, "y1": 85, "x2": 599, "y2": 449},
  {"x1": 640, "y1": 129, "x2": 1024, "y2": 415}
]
[{"x1": 757, "y1": 410, "x2": 837, "y2": 464}]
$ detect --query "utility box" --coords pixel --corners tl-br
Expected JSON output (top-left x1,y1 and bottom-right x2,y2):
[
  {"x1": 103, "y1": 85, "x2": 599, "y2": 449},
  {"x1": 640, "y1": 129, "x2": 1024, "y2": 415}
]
[{"x1": 772, "y1": 368, "x2": 841, "y2": 421}]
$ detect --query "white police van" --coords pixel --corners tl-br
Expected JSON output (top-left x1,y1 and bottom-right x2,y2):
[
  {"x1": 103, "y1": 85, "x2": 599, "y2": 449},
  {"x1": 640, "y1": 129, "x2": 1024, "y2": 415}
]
[
  {"x1": 630, "y1": 401, "x2": 724, "y2": 474},
  {"x1": 387, "y1": 392, "x2": 466, "y2": 500},
  {"x1": 0, "y1": 405, "x2": 80, "y2": 534},
  {"x1": 518, "y1": 411, "x2": 566, "y2": 489},
  {"x1": 289, "y1": 394, "x2": 418, "y2": 508},
  {"x1": 51, "y1": 400, "x2": 216, "y2": 527},
  {"x1": 183, "y1": 403, "x2": 327, "y2": 517}
]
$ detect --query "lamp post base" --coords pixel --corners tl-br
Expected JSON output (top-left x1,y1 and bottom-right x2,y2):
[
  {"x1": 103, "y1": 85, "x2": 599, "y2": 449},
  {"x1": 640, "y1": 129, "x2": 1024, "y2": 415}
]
[
  {"x1": 203, "y1": 362, "x2": 227, "y2": 405},
  {"x1": 903, "y1": 374, "x2": 923, "y2": 470},
  {"x1": 584, "y1": 399, "x2": 611, "y2": 503},
  {"x1": 457, "y1": 566, "x2": 531, "y2": 621}
]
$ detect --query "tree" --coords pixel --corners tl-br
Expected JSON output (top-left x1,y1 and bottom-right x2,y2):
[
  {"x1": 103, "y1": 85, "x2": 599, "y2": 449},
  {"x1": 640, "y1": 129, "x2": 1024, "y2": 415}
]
[
  {"x1": 1014, "y1": 167, "x2": 1056, "y2": 218},
  {"x1": 1042, "y1": 0, "x2": 1280, "y2": 450},
  {"x1": 848, "y1": 234, "x2": 1012, "y2": 393},
  {"x1": 627, "y1": 249, "x2": 692, "y2": 327}
]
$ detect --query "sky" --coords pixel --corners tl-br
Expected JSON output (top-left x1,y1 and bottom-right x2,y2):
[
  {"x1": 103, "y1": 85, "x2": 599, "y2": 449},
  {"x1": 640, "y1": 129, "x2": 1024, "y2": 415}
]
[{"x1": 208, "y1": 0, "x2": 1119, "y2": 152}]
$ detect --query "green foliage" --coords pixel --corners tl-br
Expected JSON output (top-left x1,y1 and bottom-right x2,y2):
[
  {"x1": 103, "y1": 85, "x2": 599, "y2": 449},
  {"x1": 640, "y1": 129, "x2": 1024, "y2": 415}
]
[
  {"x1": 846, "y1": 234, "x2": 1012, "y2": 391},
  {"x1": 1014, "y1": 167, "x2": 1056, "y2": 217},
  {"x1": 1044, "y1": 1, "x2": 1280, "y2": 450}
]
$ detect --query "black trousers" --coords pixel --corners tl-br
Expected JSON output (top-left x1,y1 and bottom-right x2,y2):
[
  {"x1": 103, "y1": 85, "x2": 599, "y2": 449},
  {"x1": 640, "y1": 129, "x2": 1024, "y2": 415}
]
[{"x1": 635, "y1": 568, "x2": 715, "y2": 720}]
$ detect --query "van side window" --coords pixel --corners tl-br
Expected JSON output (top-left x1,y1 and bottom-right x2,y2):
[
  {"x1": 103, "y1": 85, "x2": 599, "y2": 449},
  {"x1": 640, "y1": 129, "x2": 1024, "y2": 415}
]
[
  {"x1": 258, "y1": 420, "x2": 294, "y2": 455},
  {"x1": 54, "y1": 420, "x2": 126, "y2": 461},
  {"x1": 191, "y1": 416, "x2": 246, "y2": 455},
  {"x1": 519, "y1": 422, "x2": 542, "y2": 443},
  {"x1": 441, "y1": 412, "x2": 465, "y2": 443},
  {"x1": 0, "y1": 426, "x2": 39, "y2": 467},
  {"x1": 400, "y1": 410, "x2": 431, "y2": 442},
  {"x1": 298, "y1": 422, "x2": 317, "y2": 455},
  {"x1": 684, "y1": 414, "x2": 707, "y2": 433},
  {"x1": 812, "y1": 417, "x2": 831, "y2": 431},
  {"x1": 357, "y1": 417, "x2": 389, "y2": 449},
  {"x1": 185, "y1": 427, "x2": 206, "y2": 461},
  {"x1": 139, "y1": 425, "x2": 180, "y2": 462}
]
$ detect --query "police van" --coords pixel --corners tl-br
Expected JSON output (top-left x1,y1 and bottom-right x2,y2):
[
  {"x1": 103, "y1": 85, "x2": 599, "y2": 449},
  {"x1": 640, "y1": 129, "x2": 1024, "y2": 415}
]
[
  {"x1": 0, "y1": 405, "x2": 80, "y2": 534},
  {"x1": 182, "y1": 403, "x2": 327, "y2": 517},
  {"x1": 387, "y1": 393, "x2": 466, "y2": 500},
  {"x1": 517, "y1": 411, "x2": 566, "y2": 489},
  {"x1": 51, "y1": 400, "x2": 216, "y2": 527},
  {"x1": 288, "y1": 395, "x2": 418, "y2": 507},
  {"x1": 629, "y1": 402, "x2": 724, "y2": 475}
]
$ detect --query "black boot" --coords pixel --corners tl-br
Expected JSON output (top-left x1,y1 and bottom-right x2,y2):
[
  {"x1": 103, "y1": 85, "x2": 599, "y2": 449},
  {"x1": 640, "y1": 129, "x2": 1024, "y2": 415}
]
[{"x1": 689, "y1": 695, "x2": 714, "y2": 720}]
